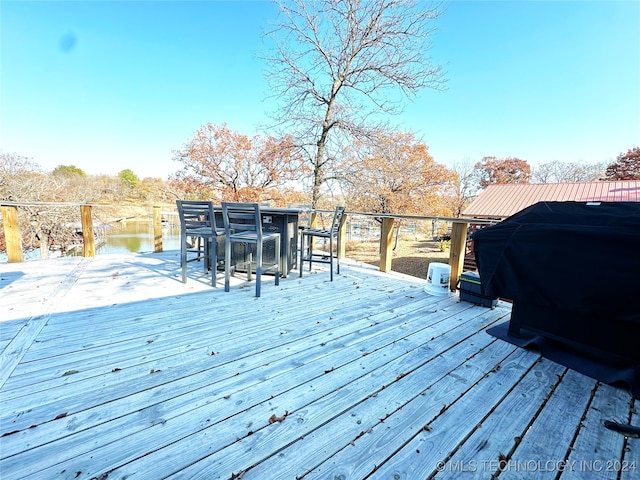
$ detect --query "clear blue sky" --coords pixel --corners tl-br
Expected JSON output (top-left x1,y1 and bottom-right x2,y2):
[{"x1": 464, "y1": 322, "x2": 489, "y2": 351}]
[{"x1": 1, "y1": 0, "x2": 639, "y2": 180}]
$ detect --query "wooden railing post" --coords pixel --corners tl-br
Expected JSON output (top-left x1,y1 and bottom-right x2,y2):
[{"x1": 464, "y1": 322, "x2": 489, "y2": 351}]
[
  {"x1": 1, "y1": 205, "x2": 23, "y2": 263},
  {"x1": 80, "y1": 205, "x2": 95, "y2": 257},
  {"x1": 309, "y1": 211, "x2": 318, "y2": 251},
  {"x1": 449, "y1": 221, "x2": 468, "y2": 292},
  {"x1": 379, "y1": 217, "x2": 395, "y2": 273},
  {"x1": 338, "y1": 213, "x2": 347, "y2": 259},
  {"x1": 153, "y1": 206, "x2": 163, "y2": 252}
]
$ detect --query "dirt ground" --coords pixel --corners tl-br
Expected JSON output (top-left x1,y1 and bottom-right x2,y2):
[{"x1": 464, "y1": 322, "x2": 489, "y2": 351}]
[{"x1": 345, "y1": 237, "x2": 450, "y2": 280}]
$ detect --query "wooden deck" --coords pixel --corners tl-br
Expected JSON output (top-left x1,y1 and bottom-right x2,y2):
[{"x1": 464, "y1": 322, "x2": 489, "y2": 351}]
[{"x1": 1, "y1": 252, "x2": 638, "y2": 479}]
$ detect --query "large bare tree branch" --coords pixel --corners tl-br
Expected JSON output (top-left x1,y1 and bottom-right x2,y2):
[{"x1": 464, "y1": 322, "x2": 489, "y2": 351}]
[{"x1": 263, "y1": 0, "x2": 446, "y2": 206}]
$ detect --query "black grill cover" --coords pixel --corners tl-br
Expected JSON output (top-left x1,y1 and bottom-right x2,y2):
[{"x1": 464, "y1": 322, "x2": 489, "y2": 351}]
[{"x1": 473, "y1": 201, "x2": 640, "y2": 364}]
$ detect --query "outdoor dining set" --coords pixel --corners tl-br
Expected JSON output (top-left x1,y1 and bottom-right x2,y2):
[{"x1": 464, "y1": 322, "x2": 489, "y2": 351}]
[{"x1": 176, "y1": 200, "x2": 346, "y2": 297}]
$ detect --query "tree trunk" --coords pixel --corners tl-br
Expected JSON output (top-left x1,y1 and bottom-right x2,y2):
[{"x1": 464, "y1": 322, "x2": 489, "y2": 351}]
[
  {"x1": 311, "y1": 145, "x2": 324, "y2": 208},
  {"x1": 311, "y1": 92, "x2": 337, "y2": 208}
]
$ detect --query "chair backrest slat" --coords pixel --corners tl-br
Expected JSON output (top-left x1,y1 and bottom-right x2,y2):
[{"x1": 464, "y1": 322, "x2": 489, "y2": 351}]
[
  {"x1": 330, "y1": 206, "x2": 346, "y2": 235},
  {"x1": 221, "y1": 202, "x2": 263, "y2": 239},
  {"x1": 177, "y1": 200, "x2": 216, "y2": 233},
  {"x1": 288, "y1": 204, "x2": 313, "y2": 228}
]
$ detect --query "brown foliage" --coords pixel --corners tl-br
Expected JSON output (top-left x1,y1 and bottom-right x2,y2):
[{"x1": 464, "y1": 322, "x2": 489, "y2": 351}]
[
  {"x1": 605, "y1": 147, "x2": 640, "y2": 180},
  {"x1": 171, "y1": 123, "x2": 306, "y2": 203},
  {"x1": 474, "y1": 156, "x2": 531, "y2": 188},
  {"x1": 343, "y1": 131, "x2": 456, "y2": 216}
]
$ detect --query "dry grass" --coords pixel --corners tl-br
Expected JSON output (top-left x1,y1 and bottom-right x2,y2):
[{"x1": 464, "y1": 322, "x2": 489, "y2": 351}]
[{"x1": 345, "y1": 237, "x2": 450, "y2": 280}]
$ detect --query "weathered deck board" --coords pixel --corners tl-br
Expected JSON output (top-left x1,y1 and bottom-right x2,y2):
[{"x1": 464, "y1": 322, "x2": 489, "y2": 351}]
[
  {"x1": 498, "y1": 369, "x2": 597, "y2": 479},
  {"x1": 0, "y1": 251, "x2": 637, "y2": 480},
  {"x1": 435, "y1": 356, "x2": 567, "y2": 479},
  {"x1": 562, "y1": 383, "x2": 632, "y2": 480},
  {"x1": 365, "y1": 345, "x2": 542, "y2": 480}
]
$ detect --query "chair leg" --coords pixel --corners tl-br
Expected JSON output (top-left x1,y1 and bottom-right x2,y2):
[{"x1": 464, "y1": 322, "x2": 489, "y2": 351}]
[
  {"x1": 181, "y1": 253, "x2": 187, "y2": 283},
  {"x1": 299, "y1": 234, "x2": 305, "y2": 278},
  {"x1": 180, "y1": 235, "x2": 187, "y2": 283},
  {"x1": 275, "y1": 236, "x2": 280, "y2": 287},
  {"x1": 246, "y1": 248, "x2": 253, "y2": 282},
  {"x1": 197, "y1": 237, "x2": 204, "y2": 266},
  {"x1": 336, "y1": 233, "x2": 340, "y2": 275},
  {"x1": 224, "y1": 238, "x2": 231, "y2": 292},
  {"x1": 255, "y1": 242, "x2": 262, "y2": 297},
  {"x1": 203, "y1": 238, "x2": 209, "y2": 272},
  {"x1": 329, "y1": 235, "x2": 334, "y2": 282},
  {"x1": 210, "y1": 238, "x2": 216, "y2": 287}
]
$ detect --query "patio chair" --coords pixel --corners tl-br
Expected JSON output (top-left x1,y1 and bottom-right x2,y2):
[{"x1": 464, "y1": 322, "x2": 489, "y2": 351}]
[
  {"x1": 221, "y1": 202, "x2": 280, "y2": 297},
  {"x1": 288, "y1": 204, "x2": 313, "y2": 229},
  {"x1": 176, "y1": 200, "x2": 225, "y2": 287},
  {"x1": 288, "y1": 203, "x2": 313, "y2": 254},
  {"x1": 299, "y1": 205, "x2": 346, "y2": 281}
]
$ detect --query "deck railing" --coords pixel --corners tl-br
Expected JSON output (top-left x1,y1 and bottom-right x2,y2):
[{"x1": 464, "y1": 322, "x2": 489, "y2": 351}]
[{"x1": 0, "y1": 202, "x2": 496, "y2": 291}]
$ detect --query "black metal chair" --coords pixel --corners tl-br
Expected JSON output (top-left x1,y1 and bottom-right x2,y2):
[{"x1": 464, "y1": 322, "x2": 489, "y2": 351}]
[
  {"x1": 176, "y1": 200, "x2": 225, "y2": 287},
  {"x1": 221, "y1": 202, "x2": 280, "y2": 297},
  {"x1": 299, "y1": 205, "x2": 346, "y2": 281}
]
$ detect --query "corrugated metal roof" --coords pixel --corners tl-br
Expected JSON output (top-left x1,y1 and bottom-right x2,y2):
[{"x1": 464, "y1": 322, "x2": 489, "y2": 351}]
[{"x1": 462, "y1": 181, "x2": 640, "y2": 218}]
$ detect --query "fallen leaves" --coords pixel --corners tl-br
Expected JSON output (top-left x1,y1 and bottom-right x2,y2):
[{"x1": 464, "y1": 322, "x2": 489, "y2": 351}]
[{"x1": 268, "y1": 411, "x2": 289, "y2": 424}]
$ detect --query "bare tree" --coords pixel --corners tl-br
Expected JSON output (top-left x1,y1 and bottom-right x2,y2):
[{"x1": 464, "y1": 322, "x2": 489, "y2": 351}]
[
  {"x1": 1, "y1": 153, "x2": 106, "y2": 256},
  {"x1": 0, "y1": 153, "x2": 41, "y2": 197},
  {"x1": 532, "y1": 160, "x2": 607, "y2": 183},
  {"x1": 264, "y1": 0, "x2": 445, "y2": 207},
  {"x1": 447, "y1": 157, "x2": 478, "y2": 217}
]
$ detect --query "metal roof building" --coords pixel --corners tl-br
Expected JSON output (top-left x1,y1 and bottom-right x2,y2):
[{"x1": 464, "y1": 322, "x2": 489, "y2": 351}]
[{"x1": 462, "y1": 180, "x2": 640, "y2": 219}]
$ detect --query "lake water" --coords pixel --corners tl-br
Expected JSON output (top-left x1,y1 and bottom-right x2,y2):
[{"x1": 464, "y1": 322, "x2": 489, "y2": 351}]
[
  {"x1": 99, "y1": 220, "x2": 181, "y2": 255},
  {"x1": 0, "y1": 220, "x2": 180, "y2": 263}
]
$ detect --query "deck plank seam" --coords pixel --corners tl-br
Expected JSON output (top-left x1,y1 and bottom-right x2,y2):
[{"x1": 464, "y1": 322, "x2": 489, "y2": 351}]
[
  {"x1": 0, "y1": 258, "x2": 92, "y2": 389},
  {"x1": 1, "y1": 300, "x2": 496, "y2": 476},
  {"x1": 1, "y1": 285, "x2": 440, "y2": 396}
]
